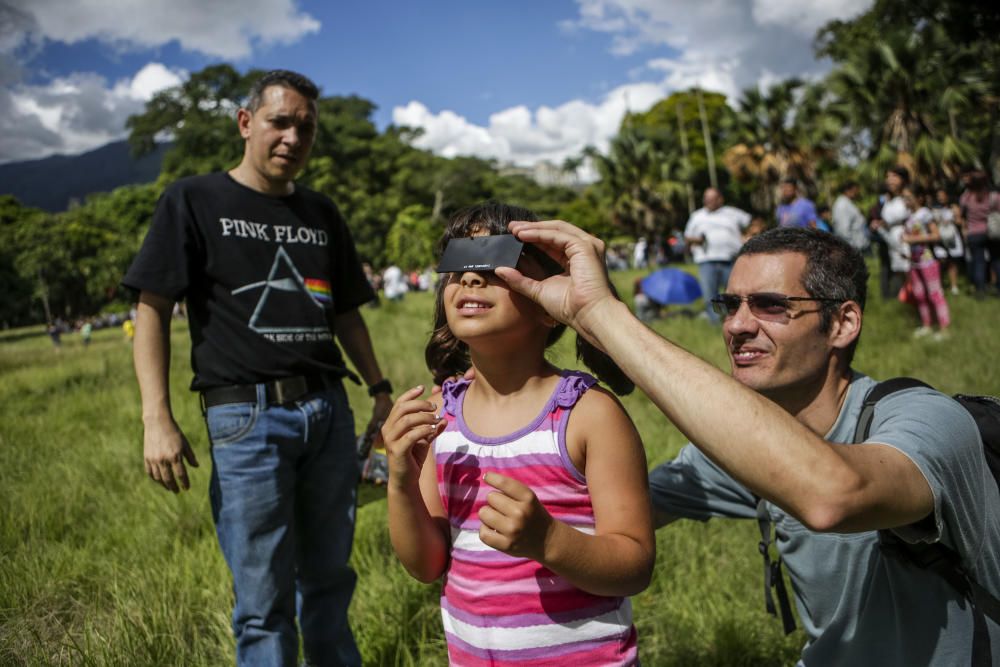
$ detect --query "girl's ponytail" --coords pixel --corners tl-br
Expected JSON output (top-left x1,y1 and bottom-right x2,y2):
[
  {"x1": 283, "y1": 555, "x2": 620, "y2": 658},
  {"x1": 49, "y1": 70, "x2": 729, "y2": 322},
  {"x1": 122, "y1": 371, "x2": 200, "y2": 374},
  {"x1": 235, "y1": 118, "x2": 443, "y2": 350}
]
[
  {"x1": 574, "y1": 280, "x2": 634, "y2": 396},
  {"x1": 575, "y1": 335, "x2": 634, "y2": 396}
]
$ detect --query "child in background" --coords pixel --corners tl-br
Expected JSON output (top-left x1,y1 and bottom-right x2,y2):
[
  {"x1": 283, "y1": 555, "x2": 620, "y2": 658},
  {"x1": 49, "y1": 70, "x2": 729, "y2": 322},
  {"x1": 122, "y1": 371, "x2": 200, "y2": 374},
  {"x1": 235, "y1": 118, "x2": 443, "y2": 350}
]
[
  {"x1": 80, "y1": 319, "x2": 93, "y2": 347},
  {"x1": 902, "y1": 188, "x2": 950, "y2": 340},
  {"x1": 930, "y1": 188, "x2": 964, "y2": 295},
  {"x1": 383, "y1": 202, "x2": 653, "y2": 666}
]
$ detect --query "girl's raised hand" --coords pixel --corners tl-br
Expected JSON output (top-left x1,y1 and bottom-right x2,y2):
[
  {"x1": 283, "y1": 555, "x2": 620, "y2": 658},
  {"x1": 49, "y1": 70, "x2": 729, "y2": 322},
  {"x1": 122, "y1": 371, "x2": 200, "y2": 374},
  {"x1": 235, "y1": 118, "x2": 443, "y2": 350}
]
[
  {"x1": 478, "y1": 472, "x2": 555, "y2": 562},
  {"x1": 381, "y1": 386, "x2": 444, "y2": 488}
]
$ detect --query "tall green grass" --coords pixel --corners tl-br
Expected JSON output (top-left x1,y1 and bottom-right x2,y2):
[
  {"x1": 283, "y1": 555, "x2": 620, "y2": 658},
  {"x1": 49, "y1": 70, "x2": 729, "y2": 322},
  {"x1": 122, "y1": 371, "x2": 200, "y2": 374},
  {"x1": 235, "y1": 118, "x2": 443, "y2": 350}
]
[{"x1": 2, "y1": 267, "x2": 998, "y2": 666}]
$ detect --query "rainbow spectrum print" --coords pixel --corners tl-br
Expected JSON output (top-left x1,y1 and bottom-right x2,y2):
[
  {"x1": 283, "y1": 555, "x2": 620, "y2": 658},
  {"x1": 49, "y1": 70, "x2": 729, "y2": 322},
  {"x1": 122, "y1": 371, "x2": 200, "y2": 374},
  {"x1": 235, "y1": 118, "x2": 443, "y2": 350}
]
[{"x1": 304, "y1": 278, "x2": 332, "y2": 304}]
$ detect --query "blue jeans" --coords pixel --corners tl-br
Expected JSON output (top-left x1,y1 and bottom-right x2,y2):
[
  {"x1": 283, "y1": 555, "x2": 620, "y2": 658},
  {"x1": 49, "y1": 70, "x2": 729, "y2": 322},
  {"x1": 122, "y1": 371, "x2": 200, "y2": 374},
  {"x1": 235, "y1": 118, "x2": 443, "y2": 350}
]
[
  {"x1": 697, "y1": 260, "x2": 733, "y2": 323},
  {"x1": 206, "y1": 381, "x2": 361, "y2": 667},
  {"x1": 967, "y1": 233, "x2": 1000, "y2": 293}
]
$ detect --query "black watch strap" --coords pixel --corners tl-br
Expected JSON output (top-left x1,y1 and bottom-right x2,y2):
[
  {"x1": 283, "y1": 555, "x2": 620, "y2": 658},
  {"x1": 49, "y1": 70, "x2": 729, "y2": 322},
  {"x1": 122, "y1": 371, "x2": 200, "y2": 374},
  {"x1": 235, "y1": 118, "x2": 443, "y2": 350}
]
[{"x1": 367, "y1": 378, "x2": 393, "y2": 397}]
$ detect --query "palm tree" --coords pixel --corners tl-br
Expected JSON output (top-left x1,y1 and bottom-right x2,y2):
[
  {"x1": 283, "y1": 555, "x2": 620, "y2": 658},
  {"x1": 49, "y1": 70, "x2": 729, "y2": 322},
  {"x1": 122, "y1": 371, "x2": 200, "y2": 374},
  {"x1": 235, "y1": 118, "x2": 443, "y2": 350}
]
[
  {"x1": 825, "y1": 25, "x2": 978, "y2": 187},
  {"x1": 561, "y1": 155, "x2": 585, "y2": 186},
  {"x1": 722, "y1": 80, "x2": 819, "y2": 213},
  {"x1": 585, "y1": 127, "x2": 686, "y2": 239}
]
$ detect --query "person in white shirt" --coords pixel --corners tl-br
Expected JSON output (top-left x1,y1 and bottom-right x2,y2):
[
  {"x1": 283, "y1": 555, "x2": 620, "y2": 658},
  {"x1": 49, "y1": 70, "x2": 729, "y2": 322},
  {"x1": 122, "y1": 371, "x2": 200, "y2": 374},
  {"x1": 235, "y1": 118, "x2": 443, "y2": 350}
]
[
  {"x1": 633, "y1": 236, "x2": 648, "y2": 269},
  {"x1": 382, "y1": 264, "x2": 408, "y2": 301},
  {"x1": 872, "y1": 166, "x2": 912, "y2": 297},
  {"x1": 832, "y1": 181, "x2": 869, "y2": 252},
  {"x1": 684, "y1": 188, "x2": 751, "y2": 323}
]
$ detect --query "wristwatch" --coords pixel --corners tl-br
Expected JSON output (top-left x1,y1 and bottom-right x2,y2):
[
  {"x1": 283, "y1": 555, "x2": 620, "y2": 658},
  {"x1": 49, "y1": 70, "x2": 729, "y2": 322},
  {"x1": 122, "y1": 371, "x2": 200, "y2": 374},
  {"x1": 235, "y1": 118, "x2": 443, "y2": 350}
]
[{"x1": 367, "y1": 378, "x2": 393, "y2": 397}]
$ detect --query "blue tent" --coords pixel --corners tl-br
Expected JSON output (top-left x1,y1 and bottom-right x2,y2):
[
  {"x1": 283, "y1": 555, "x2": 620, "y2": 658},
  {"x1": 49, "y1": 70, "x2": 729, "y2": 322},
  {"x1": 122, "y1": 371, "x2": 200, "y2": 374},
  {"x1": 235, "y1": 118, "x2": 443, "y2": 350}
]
[{"x1": 640, "y1": 268, "x2": 702, "y2": 305}]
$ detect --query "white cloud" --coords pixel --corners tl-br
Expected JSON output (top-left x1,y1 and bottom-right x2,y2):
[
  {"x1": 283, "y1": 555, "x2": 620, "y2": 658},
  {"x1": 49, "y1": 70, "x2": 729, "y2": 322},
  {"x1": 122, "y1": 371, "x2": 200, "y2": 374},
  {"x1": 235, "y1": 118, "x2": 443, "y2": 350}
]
[
  {"x1": 0, "y1": 62, "x2": 187, "y2": 163},
  {"x1": 392, "y1": 0, "x2": 873, "y2": 172},
  {"x1": 394, "y1": 102, "x2": 504, "y2": 160},
  {"x1": 565, "y1": 0, "x2": 874, "y2": 98},
  {"x1": 393, "y1": 81, "x2": 666, "y2": 171},
  {"x1": 0, "y1": 0, "x2": 315, "y2": 162},
  {"x1": 645, "y1": 57, "x2": 740, "y2": 102},
  {"x1": 751, "y1": 0, "x2": 873, "y2": 38},
  {"x1": 113, "y1": 62, "x2": 185, "y2": 101},
  {"x1": 14, "y1": 0, "x2": 320, "y2": 60}
]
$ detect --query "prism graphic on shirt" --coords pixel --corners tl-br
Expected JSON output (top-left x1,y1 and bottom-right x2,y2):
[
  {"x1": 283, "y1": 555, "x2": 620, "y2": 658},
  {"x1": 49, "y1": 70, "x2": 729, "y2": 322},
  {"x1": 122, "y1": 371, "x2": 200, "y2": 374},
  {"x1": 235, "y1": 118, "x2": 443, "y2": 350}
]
[{"x1": 232, "y1": 246, "x2": 331, "y2": 337}]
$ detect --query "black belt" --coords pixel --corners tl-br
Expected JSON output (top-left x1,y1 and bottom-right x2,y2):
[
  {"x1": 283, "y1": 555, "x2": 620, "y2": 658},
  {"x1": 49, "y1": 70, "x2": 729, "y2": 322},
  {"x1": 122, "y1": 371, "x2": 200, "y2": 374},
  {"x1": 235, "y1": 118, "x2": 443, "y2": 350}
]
[{"x1": 201, "y1": 374, "x2": 336, "y2": 409}]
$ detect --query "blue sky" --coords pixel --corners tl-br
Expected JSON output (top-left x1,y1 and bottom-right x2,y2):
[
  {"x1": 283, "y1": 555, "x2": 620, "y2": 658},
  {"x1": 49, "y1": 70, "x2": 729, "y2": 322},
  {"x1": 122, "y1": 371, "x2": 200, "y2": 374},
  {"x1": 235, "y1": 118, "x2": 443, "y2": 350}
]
[{"x1": 0, "y1": 0, "x2": 872, "y2": 166}]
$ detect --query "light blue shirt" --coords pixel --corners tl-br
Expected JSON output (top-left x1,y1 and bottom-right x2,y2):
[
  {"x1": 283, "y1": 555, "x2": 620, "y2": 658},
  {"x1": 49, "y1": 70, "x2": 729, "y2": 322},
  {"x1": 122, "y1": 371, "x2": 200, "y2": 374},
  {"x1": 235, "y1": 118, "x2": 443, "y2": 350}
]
[{"x1": 777, "y1": 197, "x2": 817, "y2": 228}]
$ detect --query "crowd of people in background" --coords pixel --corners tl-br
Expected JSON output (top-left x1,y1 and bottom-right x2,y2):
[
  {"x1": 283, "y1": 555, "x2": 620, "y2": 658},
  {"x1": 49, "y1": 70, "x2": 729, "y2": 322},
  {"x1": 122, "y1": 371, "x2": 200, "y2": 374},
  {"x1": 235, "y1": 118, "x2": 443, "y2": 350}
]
[
  {"x1": 363, "y1": 263, "x2": 437, "y2": 304},
  {"x1": 45, "y1": 304, "x2": 182, "y2": 348},
  {"x1": 623, "y1": 166, "x2": 1000, "y2": 337}
]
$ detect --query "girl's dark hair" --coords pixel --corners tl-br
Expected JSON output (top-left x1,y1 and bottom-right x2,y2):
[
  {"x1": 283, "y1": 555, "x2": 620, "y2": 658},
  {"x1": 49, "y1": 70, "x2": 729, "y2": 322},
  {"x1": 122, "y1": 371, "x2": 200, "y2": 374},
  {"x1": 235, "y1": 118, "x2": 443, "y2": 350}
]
[{"x1": 424, "y1": 201, "x2": 634, "y2": 395}]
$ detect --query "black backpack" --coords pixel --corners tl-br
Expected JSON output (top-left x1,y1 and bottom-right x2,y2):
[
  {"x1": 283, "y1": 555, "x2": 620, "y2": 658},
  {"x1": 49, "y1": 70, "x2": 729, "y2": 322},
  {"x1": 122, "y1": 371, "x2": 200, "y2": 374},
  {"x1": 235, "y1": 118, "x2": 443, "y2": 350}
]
[{"x1": 756, "y1": 377, "x2": 1000, "y2": 666}]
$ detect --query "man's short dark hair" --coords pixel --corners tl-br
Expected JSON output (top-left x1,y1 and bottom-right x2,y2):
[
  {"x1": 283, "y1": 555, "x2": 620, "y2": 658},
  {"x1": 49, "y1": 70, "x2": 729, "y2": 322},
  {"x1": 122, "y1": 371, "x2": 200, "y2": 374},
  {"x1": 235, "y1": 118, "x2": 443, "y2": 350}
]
[
  {"x1": 781, "y1": 178, "x2": 798, "y2": 187},
  {"x1": 840, "y1": 180, "x2": 859, "y2": 193},
  {"x1": 246, "y1": 70, "x2": 319, "y2": 111},
  {"x1": 737, "y1": 227, "x2": 868, "y2": 363}
]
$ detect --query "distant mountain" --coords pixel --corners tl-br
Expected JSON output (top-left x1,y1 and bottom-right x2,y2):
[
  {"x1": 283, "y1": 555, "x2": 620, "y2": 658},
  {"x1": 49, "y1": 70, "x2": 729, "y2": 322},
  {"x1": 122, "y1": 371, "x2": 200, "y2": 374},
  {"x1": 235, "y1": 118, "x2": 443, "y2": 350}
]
[{"x1": 0, "y1": 140, "x2": 170, "y2": 212}]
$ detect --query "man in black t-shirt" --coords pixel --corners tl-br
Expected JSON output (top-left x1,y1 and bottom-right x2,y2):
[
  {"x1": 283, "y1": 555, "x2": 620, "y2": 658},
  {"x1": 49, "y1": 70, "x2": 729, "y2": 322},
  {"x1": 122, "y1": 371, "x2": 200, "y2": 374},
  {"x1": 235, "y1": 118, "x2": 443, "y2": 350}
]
[{"x1": 123, "y1": 70, "x2": 391, "y2": 667}]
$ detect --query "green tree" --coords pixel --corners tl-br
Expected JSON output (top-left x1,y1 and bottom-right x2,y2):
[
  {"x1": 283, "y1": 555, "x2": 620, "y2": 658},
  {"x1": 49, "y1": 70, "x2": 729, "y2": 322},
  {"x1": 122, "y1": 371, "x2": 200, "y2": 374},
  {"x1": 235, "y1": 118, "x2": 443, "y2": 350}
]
[
  {"x1": 627, "y1": 89, "x2": 733, "y2": 197},
  {"x1": 127, "y1": 64, "x2": 259, "y2": 180},
  {"x1": 555, "y1": 188, "x2": 616, "y2": 240},
  {"x1": 722, "y1": 79, "x2": 825, "y2": 213},
  {"x1": 817, "y1": 0, "x2": 996, "y2": 185},
  {"x1": 585, "y1": 127, "x2": 687, "y2": 239},
  {"x1": 0, "y1": 184, "x2": 161, "y2": 325},
  {"x1": 0, "y1": 196, "x2": 44, "y2": 326},
  {"x1": 385, "y1": 205, "x2": 441, "y2": 270}
]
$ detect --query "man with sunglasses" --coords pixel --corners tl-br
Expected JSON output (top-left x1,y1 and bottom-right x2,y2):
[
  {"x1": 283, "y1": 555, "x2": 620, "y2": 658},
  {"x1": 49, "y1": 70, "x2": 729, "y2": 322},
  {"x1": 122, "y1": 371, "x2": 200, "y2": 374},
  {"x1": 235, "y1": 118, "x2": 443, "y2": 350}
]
[{"x1": 498, "y1": 224, "x2": 999, "y2": 666}]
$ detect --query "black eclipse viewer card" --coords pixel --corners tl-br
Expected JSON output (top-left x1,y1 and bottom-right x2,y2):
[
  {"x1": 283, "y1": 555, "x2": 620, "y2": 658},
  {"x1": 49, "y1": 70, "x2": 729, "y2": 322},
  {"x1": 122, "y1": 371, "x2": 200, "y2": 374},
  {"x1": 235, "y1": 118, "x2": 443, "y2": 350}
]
[{"x1": 436, "y1": 235, "x2": 524, "y2": 273}]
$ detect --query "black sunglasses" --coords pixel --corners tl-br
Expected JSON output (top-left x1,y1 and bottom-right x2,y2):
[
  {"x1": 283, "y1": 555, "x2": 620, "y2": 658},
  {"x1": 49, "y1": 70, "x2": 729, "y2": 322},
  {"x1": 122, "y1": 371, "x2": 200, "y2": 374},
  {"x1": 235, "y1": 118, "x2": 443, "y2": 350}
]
[{"x1": 710, "y1": 292, "x2": 843, "y2": 322}]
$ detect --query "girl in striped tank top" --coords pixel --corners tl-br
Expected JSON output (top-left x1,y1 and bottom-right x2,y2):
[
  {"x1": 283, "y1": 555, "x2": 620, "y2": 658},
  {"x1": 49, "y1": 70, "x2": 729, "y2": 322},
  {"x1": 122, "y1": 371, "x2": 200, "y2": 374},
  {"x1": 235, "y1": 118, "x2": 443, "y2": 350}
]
[{"x1": 383, "y1": 202, "x2": 654, "y2": 666}]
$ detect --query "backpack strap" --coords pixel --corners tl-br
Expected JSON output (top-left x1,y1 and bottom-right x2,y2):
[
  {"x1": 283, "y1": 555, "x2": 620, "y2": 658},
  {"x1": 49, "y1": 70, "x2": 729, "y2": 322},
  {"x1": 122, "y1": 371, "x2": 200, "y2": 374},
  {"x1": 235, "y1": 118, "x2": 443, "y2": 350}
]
[
  {"x1": 852, "y1": 377, "x2": 931, "y2": 443},
  {"x1": 954, "y1": 394, "x2": 1000, "y2": 482},
  {"x1": 755, "y1": 496, "x2": 797, "y2": 635},
  {"x1": 860, "y1": 377, "x2": 1000, "y2": 667}
]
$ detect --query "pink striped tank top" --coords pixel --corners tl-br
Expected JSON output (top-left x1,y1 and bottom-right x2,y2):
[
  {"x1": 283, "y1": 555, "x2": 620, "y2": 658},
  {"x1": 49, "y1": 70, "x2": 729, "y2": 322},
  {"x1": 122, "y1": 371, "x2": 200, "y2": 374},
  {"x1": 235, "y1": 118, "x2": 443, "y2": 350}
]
[{"x1": 435, "y1": 371, "x2": 639, "y2": 666}]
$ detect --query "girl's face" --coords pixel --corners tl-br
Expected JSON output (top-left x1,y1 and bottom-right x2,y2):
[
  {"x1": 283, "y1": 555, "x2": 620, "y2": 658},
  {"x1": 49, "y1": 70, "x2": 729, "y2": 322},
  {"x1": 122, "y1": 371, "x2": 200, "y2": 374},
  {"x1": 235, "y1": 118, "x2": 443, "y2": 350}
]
[{"x1": 441, "y1": 244, "x2": 554, "y2": 348}]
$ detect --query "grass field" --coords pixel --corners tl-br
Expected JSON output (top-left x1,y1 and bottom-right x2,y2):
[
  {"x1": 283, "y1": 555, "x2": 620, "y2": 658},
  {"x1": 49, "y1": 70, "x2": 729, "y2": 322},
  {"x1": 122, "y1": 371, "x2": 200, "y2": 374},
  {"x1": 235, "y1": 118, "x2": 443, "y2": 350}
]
[{"x1": 2, "y1": 267, "x2": 999, "y2": 666}]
